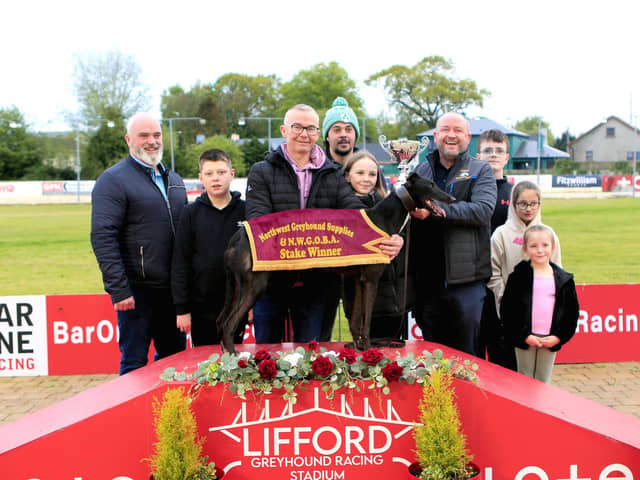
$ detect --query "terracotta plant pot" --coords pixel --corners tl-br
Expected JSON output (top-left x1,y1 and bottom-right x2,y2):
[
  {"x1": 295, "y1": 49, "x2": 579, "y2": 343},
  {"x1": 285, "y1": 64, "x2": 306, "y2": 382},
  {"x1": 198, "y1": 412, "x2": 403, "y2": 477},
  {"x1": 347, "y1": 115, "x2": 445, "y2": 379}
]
[{"x1": 407, "y1": 461, "x2": 479, "y2": 480}]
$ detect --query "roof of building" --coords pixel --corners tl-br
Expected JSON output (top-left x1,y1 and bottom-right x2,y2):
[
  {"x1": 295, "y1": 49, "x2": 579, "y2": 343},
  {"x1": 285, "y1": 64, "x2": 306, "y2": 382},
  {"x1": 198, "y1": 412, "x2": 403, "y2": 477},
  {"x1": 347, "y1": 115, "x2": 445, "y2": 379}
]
[
  {"x1": 514, "y1": 137, "x2": 569, "y2": 158},
  {"x1": 569, "y1": 115, "x2": 636, "y2": 146}
]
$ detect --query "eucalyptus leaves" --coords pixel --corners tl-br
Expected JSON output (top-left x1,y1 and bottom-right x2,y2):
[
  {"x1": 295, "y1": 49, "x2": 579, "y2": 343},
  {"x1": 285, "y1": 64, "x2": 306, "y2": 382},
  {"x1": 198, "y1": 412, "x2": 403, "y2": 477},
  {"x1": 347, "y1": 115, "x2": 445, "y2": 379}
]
[{"x1": 161, "y1": 343, "x2": 479, "y2": 404}]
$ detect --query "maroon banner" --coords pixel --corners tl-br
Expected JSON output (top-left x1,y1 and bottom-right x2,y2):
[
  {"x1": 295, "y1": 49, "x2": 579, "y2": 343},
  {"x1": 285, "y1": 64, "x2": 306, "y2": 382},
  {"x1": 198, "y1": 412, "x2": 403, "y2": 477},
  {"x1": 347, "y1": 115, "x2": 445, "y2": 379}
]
[{"x1": 244, "y1": 209, "x2": 390, "y2": 271}]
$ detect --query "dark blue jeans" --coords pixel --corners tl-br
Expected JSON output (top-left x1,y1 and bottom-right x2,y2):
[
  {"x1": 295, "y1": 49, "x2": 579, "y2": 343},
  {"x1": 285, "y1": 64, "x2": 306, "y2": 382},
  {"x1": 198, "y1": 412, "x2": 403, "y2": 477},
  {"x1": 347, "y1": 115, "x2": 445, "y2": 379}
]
[
  {"x1": 414, "y1": 280, "x2": 486, "y2": 357},
  {"x1": 253, "y1": 272, "x2": 328, "y2": 343},
  {"x1": 117, "y1": 286, "x2": 186, "y2": 375}
]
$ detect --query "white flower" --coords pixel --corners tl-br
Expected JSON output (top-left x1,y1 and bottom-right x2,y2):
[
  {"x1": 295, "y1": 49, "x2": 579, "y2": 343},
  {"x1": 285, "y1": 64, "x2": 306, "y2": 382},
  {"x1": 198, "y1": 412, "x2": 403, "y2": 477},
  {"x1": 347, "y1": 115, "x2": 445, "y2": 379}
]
[
  {"x1": 282, "y1": 352, "x2": 303, "y2": 366},
  {"x1": 238, "y1": 351, "x2": 251, "y2": 360}
]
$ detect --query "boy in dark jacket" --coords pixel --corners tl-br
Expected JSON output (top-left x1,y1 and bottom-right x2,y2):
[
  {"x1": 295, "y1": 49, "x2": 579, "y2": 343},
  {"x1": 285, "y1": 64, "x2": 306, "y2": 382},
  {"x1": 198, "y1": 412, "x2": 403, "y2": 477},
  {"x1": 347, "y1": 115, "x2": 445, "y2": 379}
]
[
  {"x1": 477, "y1": 129, "x2": 517, "y2": 370},
  {"x1": 171, "y1": 149, "x2": 246, "y2": 346}
]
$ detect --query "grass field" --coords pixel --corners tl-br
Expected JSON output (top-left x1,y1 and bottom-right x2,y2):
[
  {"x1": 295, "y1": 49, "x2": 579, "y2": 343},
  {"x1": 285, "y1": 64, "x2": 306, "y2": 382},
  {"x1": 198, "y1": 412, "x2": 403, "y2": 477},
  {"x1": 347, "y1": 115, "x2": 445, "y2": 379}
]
[{"x1": 0, "y1": 197, "x2": 639, "y2": 297}]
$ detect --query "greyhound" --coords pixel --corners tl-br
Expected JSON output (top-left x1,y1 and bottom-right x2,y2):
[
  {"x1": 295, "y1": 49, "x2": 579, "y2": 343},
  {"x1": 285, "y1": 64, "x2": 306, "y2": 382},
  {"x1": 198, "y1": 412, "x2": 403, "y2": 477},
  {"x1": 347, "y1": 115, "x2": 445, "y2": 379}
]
[{"x1": 216, "y1": 172, "x2": 455, "y2": 353}]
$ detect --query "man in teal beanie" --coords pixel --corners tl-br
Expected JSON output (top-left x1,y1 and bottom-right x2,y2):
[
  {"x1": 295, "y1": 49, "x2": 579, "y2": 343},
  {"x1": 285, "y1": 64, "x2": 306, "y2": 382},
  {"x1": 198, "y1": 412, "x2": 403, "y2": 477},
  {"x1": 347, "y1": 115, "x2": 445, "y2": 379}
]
[{"x1": 322, "y1": 97, "x2": 360, "y2": 165}]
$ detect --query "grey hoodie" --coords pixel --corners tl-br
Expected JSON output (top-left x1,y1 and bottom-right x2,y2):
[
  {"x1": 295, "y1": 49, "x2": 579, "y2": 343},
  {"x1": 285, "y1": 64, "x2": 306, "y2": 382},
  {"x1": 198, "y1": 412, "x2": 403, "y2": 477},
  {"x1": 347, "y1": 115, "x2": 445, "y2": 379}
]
[{"x1": 487, "y1": 184, "x2": 562, "y2": 311}]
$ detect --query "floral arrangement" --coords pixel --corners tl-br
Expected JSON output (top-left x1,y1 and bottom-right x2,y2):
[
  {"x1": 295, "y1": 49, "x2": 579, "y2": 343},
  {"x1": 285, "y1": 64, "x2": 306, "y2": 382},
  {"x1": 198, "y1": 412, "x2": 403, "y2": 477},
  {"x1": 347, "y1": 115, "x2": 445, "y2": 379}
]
[{"x1": 161, "y1": 342, "x2": 479, "y2": 404}]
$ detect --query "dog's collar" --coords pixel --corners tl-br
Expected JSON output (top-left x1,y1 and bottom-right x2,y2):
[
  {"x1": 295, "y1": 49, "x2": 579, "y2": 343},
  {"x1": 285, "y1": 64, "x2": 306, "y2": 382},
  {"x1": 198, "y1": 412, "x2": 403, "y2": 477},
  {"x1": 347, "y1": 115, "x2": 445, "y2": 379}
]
[{"x1": 395, "y1": 185, "x2": 416, "y2": 212}]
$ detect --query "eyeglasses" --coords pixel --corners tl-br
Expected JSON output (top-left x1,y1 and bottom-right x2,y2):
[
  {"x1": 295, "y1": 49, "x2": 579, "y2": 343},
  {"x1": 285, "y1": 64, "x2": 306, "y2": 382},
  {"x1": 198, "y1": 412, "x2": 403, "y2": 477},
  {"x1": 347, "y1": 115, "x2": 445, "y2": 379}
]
[
  {"x1": 515, "y1": 201, "x2": 540, "y2": 210},
  {"x1": 481, "y1": 147, "x2": 507, "y2": 155},
  {"x1": 287, "y1": 123, "x2": 319, "y2": 135}
]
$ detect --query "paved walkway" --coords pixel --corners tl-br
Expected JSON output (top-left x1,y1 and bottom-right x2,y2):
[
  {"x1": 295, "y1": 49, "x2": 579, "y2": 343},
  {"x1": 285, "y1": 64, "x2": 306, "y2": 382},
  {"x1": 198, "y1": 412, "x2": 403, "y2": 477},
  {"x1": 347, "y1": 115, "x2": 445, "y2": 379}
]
[{"x1": 1, "y1": 362, "x2": 639, "y2": 427}]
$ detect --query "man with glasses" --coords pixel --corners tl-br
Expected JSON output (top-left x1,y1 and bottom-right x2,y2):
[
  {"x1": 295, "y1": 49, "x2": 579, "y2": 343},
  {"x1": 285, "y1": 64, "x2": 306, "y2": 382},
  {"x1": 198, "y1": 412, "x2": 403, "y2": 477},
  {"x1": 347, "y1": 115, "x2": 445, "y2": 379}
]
[
  {"x1": 246, "y1": 104, "x2": 371, "y2": 343},
  {"x1": 477, "y1": 129, "x2": 517, "y2": 369},
  {"x1": 409, "y1": 112, "x2": 496, "y2": 358}
]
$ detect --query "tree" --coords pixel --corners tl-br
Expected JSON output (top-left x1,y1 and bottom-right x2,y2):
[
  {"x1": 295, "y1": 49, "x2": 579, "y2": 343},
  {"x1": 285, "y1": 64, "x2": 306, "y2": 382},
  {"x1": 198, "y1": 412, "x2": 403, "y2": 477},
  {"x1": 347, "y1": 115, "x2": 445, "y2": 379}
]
[
  {"x1": 240, "y1": 137, "x2": 270, "y2": 170},
  {"x1": 72, "y1": 49, "x2": 151, "y2": 125},
  {"x1": 161, "y1": 83, "x2": 225, "y2": 139},
  {"x1": 551, "y1": 158, "x2": 579, "y2": 174},
  {"x1": 83, "y1": 110, "x2": 128, "y2": 179},
  {"x1": 366, "y1": 56, "x2": 490, "y2": 128},
  {"x1": 514, "y1": 116, "x2": 556, "y2": 147},
  {"x1": 278, "y1": 62, "x2": 364, "y2": 119},
  {"x1": 555, "y1": 130, "x2": 575, "y2": 152},
  {"x1": 160, "y1": 74, "x2": 280, "y2": 143},
  {"x1": 212, "y1": 73, "x2": 281, "y2": 135},
  {"x1": 0, "y1": 106, "x2": 43, "y2": 179},
  {"x1": 180, "y1": 136, "x2": 245, "y2": 178}
]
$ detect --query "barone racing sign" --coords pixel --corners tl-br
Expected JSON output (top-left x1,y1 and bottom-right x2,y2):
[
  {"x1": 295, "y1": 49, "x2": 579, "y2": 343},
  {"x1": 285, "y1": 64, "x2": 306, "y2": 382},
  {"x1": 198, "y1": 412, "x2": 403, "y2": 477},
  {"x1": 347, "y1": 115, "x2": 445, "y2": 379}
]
[{"x1": 0, "y1": 296, "x2": 48, "y2": 375}]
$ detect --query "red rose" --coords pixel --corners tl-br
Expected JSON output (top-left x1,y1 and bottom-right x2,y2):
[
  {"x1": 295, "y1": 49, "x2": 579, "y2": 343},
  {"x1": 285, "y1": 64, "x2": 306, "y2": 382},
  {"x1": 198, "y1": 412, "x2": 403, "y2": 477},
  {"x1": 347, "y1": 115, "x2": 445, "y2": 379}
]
[
  {"x1": 258, "y1": 358, "x2": 277, "y2": 379},
  {"x1": 237, "y1": 359, "x2": 248, "y2": 368},
  {"x1": 361, "y1": 348, "x2": 384, "y2": 366},
  {"x1": 254, "y1": 349, "x2": 271, "y2": 364},
  {"x1": 338, "y1": 347, "x2": 357, "y2": 364},
  {"x1": 382, "y1": 361, "x2": 404, "y2": 382},
  {"x1": 311, "y1": 355, "x2": 334, "y2": 377},
  {"x1": 307, "y1": 340, "x2": 318, "y2": 351}
]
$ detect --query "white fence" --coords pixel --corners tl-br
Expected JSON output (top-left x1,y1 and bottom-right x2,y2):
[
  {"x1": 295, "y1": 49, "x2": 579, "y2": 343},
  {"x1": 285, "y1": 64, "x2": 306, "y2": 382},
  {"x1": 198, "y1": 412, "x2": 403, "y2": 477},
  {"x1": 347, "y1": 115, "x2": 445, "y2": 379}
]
[{"x1": 0, "y1": 175, "x2": 637, "y2": 205}]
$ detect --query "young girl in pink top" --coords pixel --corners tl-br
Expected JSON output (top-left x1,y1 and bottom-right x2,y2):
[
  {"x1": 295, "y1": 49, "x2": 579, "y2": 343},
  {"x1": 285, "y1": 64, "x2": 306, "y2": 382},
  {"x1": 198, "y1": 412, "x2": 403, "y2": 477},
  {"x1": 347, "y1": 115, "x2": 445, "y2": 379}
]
[{"x1": 500, "y1": 224, "x2": 579, "y2": 383}]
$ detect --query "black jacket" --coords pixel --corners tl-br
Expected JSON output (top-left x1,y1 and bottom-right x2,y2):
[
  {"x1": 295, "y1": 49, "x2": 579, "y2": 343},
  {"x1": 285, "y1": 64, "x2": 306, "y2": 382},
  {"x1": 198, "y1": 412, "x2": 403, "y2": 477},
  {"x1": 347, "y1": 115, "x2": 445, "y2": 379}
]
[
  {"x1": 410, "y1": 150, "x2": 496, "y2": 286},
  {"x1": 245, "y1": 146, "x2": 362, "y2": 293},
  {"x1": 343, "y1": 192, "x2": 413, "y2": 318},
  {"x1": 171, "y1": 191, "x2": 245, "y2": 315},
  {"x1": 245, "y1": 146, "x2": 362, "y2": 218},
  {"x1": 500, "y1": 260, "x2": 579, "y2": 352},
  {"x1": 492, "y1": 177, "x2": 513, "y2": 233},
  {"x1": 91, "y1": 156, "x2": 187, "y2": 303}
]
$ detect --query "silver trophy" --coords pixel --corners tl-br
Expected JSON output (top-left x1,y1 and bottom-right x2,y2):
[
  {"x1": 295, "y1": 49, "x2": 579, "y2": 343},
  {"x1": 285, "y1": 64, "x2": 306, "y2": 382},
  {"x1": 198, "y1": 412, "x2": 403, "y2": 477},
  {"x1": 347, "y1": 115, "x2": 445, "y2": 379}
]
[{"x1": 379, "y1": 135, "x2": 429, "y2": 186}]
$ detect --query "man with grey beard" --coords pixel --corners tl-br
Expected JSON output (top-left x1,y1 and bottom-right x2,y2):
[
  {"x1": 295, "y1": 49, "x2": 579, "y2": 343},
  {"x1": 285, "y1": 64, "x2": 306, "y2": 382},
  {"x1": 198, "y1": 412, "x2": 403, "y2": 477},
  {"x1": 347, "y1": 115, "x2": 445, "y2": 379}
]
[{"x1": 91, "y1": 112, "x2": 188, "y2": 374}]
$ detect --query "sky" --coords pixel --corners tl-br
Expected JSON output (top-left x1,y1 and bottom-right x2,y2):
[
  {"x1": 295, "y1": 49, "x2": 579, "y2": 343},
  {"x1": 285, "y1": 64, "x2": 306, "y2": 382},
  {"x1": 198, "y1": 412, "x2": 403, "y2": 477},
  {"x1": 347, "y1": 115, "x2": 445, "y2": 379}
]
[{"x1": 3, "y1": 0, "x2": 639, "y2": 139}]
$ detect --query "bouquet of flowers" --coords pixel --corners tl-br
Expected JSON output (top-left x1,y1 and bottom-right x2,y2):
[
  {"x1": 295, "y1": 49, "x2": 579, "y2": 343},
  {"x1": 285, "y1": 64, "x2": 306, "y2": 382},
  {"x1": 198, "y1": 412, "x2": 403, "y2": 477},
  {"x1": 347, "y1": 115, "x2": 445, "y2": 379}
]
[{"x1": 161, "y1": 342, "x2": 478, "y2": 404}]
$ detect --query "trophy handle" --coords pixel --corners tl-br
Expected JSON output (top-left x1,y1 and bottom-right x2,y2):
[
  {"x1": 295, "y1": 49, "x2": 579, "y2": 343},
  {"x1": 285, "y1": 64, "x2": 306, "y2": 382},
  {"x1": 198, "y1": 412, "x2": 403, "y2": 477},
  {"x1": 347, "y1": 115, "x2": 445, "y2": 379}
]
[
  {"x1": 418, "y1": 136, "x2": 429, "y2": 154},
  {"x1": 378, "y1": 135, "x2": 389, "y2": 151}
]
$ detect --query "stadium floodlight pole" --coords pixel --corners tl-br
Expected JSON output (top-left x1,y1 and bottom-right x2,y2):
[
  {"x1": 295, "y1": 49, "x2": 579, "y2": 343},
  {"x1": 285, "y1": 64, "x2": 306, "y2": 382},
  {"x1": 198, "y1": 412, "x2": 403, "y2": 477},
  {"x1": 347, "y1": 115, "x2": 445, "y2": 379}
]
[
  {"x1": 164, "y1": 117, "x2": 206, "y2": 172},
  {"x1": 359, "y1": 117, "x2": 372, "y2": 150},
  {"x1": 238, "y1": 117, "x2": 281, "y2": 151},
  {"x1": 634, "y1": 116, "x2": 638, "y2": 199},
  {"x1": 536, "y1": 117, "x2": 542, "y2": 185},
  {"x1": 76, "y1": 130, "x2": 81, "y2": 203}
]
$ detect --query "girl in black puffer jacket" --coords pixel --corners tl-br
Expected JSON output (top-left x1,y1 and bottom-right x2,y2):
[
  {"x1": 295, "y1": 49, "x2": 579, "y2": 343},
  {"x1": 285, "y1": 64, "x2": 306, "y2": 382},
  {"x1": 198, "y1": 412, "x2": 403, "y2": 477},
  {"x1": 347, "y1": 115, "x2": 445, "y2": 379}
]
[{"x1": 341, "y1": 151, "x2": 414, "y2": 341}]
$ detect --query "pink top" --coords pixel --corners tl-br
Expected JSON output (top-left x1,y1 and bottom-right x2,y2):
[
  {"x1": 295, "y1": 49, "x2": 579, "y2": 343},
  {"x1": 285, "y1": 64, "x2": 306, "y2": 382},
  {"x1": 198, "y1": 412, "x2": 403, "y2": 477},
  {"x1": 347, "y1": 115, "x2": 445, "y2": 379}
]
[
  {"x1": 281, "y1": 144, "x2": 326, "y2": 208},
  {"x1": 531, "y1": 275, "x2": 556, "y2": 335}
]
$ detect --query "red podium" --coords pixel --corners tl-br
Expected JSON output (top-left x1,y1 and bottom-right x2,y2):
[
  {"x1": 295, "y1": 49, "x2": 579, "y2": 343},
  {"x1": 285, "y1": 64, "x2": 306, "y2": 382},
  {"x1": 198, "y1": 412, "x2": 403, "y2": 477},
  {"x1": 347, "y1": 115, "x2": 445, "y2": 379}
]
[{"x1": 0, "y1": 341, "x2": 638, "y2": 480}]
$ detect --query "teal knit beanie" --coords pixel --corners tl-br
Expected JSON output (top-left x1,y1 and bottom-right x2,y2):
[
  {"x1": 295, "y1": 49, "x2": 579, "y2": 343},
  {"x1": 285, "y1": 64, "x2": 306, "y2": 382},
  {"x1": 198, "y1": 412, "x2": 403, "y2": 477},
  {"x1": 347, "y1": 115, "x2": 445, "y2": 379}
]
[{"x1": 322, "y1": 97, "x2": 360, "y2": 140}]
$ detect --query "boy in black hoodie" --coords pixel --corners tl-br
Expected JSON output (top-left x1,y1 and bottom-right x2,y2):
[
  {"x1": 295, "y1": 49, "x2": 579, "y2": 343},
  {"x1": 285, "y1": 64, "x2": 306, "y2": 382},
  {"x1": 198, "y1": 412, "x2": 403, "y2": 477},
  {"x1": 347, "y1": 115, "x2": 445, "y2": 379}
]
[{"x1": 171, "y1": 149, "x2": 246, "y2": 346}]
